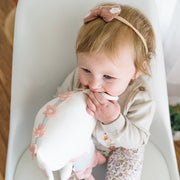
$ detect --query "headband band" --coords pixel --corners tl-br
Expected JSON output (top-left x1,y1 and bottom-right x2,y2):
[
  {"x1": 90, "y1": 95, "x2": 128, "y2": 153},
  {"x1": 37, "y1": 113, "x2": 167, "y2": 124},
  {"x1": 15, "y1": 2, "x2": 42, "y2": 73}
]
[{"x1": 84, "y1": 5, "x2": 148, "y2": 54}]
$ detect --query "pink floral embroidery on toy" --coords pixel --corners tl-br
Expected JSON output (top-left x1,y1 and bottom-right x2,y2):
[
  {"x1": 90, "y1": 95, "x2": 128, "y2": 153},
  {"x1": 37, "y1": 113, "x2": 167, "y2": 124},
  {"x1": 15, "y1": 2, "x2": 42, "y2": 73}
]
[
  {"x1": 29, "y1": 143, "x2": 37, "y2": 159},
  {"x1": 33, "y1": 124, "x2": 46, "y2": 137},
  {"x1": 58, "y1": 91, "x2": 73, "y2": 101},
  {"x1": 43, "y1": 105, "x2": 57, "y2": 117}
]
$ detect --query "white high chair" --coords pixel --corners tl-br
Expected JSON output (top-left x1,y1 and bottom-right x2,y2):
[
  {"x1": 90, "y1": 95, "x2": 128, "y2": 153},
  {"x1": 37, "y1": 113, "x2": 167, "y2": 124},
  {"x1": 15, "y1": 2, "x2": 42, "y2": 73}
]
[{"x1": 6, "y1": 0, "x2": 179, "y2": 179}]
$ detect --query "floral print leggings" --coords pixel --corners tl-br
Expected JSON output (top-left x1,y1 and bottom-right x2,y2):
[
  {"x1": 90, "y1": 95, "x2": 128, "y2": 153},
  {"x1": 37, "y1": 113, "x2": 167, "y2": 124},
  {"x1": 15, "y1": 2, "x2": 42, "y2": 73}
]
[
  {"x1": 69, "y1": 146, "x2": 144, "y2": 180},
  {"x1": 105, "y1": 146, "x2": 144, "y2": 180}
]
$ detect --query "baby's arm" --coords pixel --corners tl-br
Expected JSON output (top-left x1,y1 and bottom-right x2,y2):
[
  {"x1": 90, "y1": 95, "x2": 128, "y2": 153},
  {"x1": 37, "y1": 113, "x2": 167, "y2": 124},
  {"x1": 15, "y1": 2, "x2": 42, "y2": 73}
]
[{"x1": 94, "y1": 89, "x2": 155, "y2": 149}]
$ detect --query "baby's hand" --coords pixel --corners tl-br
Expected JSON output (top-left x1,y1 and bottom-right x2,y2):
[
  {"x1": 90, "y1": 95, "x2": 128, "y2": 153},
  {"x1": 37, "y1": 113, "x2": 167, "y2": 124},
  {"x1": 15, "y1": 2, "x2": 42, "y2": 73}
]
[{"x1": 86, "y1": 92, "x2": 121, "y2": 124}]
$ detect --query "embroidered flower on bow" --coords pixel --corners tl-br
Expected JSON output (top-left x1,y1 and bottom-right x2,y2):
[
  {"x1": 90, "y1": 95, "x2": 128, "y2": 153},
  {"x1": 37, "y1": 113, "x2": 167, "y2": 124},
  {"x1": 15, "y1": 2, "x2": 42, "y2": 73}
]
[
  {"x1": 58, "y1": 91, "x2": 73, "y2": 101},
  {"x1": 110, "y1": 7, "x2": 121, "y2": 14},
  {"x1": 33, "y1": 124, "x2": 46, "y2": 137},
  {"x1": 84, "y1": 5, "x2": 121, "y2": 23},
  {"x1": 29, "y1": 143, "x2": 37, "y2": 159},
  {"x1": 43, "y1": 105, "x2": 57, "y2": 117}
]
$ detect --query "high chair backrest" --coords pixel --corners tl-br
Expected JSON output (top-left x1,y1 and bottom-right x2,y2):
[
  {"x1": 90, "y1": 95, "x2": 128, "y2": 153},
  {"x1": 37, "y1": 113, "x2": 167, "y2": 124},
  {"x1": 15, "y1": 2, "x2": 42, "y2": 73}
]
[{"x1": 6, "y1": 0, "x2": 179, "y2": 179}]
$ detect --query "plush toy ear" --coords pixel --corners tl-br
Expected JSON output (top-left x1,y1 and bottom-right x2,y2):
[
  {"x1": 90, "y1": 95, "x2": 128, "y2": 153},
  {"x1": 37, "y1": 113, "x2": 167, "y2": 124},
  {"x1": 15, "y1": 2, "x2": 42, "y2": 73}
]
[{"x1": 59, "y1": 163, "x2": 73, "y2": 180}]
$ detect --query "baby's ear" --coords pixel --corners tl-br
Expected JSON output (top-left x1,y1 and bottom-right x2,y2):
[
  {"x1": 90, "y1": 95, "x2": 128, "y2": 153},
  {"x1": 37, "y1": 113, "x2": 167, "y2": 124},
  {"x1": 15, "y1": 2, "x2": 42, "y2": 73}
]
[
  {"x1": 132, "y1": 61, "x2": 147, "y2": 79},
  {"x1": 132, "y1": 71, "x2": 142, "y2": 79}
]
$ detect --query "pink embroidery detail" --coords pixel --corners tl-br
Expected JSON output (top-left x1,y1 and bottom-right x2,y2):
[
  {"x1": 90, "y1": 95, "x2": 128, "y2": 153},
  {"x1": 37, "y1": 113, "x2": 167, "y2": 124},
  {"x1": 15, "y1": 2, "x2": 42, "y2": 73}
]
[
  {"x1": 108, "y1": 146, "x2": 116, "y2": 150},
  {"x1": 43, "y1": 105, "x2": 57, "y2": 117},
  {"x1": 29, "y1": 143, "x2": 37, "y2": 159},
  {"x1": 33, "y1": 124, "x2": 46, "y2": 137},
  {"x1": 84, "y1": 5, "x2": 121, "y2": 23},
  {"x1": 105, "y1": 138, "x2": 112, "y2": 145},
  {"x1": 58, "y1": 91, "x2": 73, "y2": 101},
  {"x1": 103, "y1": 133, "x2": 112, "y2": 145},
  {"x1": 103, "y1": 133, "x2": 108, "y2": 140}
]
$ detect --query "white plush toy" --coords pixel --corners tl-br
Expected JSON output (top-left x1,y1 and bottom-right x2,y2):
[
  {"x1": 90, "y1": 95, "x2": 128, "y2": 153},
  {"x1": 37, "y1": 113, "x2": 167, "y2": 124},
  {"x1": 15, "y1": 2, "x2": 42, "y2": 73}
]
[{"x1": 29, "y1": 89, "x2": 118, "y2": 180}]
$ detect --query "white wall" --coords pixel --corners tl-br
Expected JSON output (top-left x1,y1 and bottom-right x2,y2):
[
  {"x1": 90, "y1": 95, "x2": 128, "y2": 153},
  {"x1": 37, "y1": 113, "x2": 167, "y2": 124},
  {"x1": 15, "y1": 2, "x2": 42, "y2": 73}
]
[{"x1": 155, "y1": 0, "x2": 180, "y2": 103}]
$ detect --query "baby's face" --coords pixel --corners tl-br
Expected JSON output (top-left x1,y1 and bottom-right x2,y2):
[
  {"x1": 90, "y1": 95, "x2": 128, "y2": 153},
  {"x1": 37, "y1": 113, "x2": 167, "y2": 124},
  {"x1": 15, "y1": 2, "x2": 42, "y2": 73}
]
[{"x1": 77, "y1": 43, "x2": 140, "y2": 96}]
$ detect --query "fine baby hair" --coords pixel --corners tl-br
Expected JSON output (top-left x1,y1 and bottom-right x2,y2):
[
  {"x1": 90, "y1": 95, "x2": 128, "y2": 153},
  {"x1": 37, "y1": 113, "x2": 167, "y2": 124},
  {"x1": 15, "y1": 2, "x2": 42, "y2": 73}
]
[{"x1": 76, "y1": 3, "x2": 156, "y2": 76}]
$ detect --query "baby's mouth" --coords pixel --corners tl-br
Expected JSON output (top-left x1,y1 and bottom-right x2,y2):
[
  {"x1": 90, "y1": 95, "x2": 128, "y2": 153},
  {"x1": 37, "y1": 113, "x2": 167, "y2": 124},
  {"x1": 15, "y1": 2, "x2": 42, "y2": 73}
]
[{"x1": 82, "y1": 85, "x2": 114, "y2": 96}]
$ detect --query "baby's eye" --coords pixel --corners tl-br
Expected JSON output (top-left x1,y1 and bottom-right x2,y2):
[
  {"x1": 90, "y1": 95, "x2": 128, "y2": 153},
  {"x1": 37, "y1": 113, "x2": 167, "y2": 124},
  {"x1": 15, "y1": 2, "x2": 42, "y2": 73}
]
[
  {"x1": 104, "y1": 75, "x2": 114, "y2": 79},
  {"x1": 82, "y1": 68, "x2": 91, "y2": 73}
]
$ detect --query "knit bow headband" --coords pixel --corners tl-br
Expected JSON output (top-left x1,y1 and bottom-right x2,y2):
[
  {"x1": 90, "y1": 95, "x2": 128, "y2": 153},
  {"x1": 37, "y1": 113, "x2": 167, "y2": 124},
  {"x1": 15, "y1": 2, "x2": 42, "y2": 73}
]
[{"x1": 84, "y1": 5, "x2": 148, "y2": 54}]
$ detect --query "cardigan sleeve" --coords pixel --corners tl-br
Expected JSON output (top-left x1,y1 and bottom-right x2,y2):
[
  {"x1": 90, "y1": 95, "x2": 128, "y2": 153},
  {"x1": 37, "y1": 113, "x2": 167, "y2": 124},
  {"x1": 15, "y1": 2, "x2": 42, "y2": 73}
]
[{"x1": 93, "y1": 89, "x2": 156, "y2": 149}]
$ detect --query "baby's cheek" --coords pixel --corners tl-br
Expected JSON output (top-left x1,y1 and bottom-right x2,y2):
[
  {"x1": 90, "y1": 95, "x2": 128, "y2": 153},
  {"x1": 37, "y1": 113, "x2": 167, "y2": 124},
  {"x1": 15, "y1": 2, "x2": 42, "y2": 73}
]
[
  {"x1": 79, "y1": 76, "x2": 88, "y2": 87},
  {"x1": 108, "y1": 86, "x2": 126, "y2": 96},
  {"x1": 78, "y1": 73, "x2": 84, "y2": 83}
]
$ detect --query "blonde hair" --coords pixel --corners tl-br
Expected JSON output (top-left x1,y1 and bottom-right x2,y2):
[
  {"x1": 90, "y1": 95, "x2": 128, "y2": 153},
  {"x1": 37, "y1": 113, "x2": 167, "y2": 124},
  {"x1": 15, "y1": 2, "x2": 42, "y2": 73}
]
[{"x1": 76, "y1": 3, "x2": 156, "y2": 76}]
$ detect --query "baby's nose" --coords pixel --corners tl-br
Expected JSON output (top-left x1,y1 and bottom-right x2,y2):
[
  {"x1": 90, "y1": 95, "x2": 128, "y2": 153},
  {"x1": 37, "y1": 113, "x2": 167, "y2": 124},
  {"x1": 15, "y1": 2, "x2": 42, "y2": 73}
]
[{"x1": 89, "y1": 78, "x2": 101, "y2": 91}]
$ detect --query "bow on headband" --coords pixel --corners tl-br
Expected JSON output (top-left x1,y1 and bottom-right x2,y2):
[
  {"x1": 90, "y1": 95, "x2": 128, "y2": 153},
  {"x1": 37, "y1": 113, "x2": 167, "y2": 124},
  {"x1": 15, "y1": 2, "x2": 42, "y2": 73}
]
[
  {"x1": 83, "y1": 5, "x2": 149, "y2": 54},
  {"x1": 84, "y1": 5, "x2": 121, "y2": 23}
]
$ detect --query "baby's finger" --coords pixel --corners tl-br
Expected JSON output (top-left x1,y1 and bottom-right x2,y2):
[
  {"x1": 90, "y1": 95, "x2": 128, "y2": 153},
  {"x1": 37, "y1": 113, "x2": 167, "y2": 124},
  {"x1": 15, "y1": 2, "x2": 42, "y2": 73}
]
[
  {"x1": 89, "y1": 92, "x2": 100, "y2": 106},
  {"x1": 94, "y1": 92, "x2": 108, "y2": 105},
  {"x1": 86, "y1": 107, "x2": 94, "y2": 116},
  {"x1": 86, "y1": 97, "x2": 96, "y2": 112}
]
